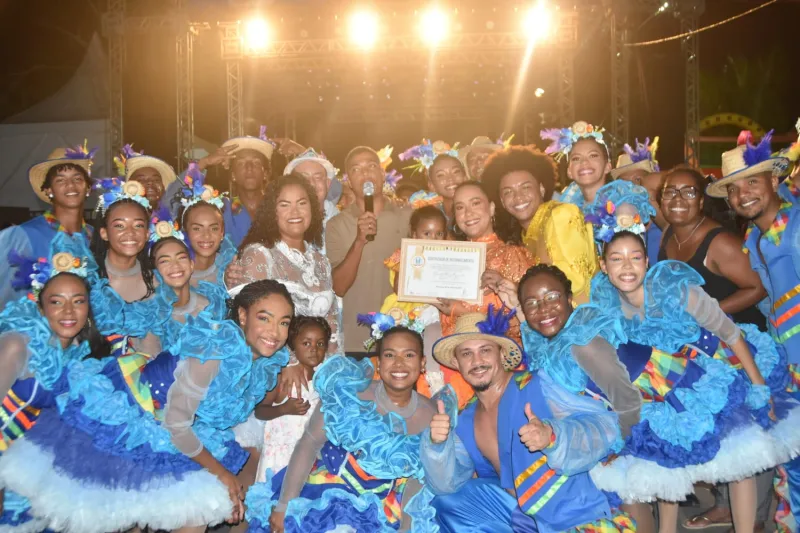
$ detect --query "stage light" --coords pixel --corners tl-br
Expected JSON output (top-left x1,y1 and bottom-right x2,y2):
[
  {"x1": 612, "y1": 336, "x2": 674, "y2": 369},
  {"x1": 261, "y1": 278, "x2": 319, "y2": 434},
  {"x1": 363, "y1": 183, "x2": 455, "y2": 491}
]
[
  {"x1": 535, "y1": 88, "x2": 545, "y2": 97},
  {"x1": 522, "y1": 1, "x2": 551, "y2": 43},
  {"x1": 418, "y1": 7, "x2": 449, "y2": 47},
  {"x1": 349, "y1": 9, "x2": 379, "y2": 49},
  {"x1": 244, "y1": 18, "x2": 270, "y2": 54}
]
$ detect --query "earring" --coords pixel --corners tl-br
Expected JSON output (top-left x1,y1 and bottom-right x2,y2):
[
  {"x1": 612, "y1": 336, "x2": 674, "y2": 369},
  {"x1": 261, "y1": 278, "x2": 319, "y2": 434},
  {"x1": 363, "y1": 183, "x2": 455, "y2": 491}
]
[
  {"x1": 491, "y1": 215, "x2": 496, "y2": 226},
  {"x1": 48, "y1": 194, "x2": 54, "y2": 199}
]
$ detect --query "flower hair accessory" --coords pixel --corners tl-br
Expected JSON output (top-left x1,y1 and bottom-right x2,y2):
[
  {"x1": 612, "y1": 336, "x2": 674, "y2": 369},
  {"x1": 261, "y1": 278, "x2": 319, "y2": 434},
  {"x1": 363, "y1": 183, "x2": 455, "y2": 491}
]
[
  {"x1": 625, "y1": 137, "x2": 659, "y2": 169},
  {"x1": 377, "y1": 145, "x2": 394, "y2": 171},
  {"x1": 497, "y1": 133, "x2": 515, "y2": 150},
  {"x1": 408, "y1": 190, "x2": 443, "y2": 209},
  {"x1": 357, "y1": 311, "x2": 430, "y2": 351},
  {"x1": 178, "y1": 162, "x2": 226, "y2": 214},
  {"x1": 148, "y1": 206, "x2": 186, "y2": 248},
  {"x1": 93, "y1": 177, "x2": 151, "y2": 214},
  {"x1": 9, "y1": 234, "x2": 94, "y2": 300},
  {"x1": 540, "y1": 121, "x2": 607, "y2": 161},
  {"x1": 585, "y1": 180, "x2": 655, "y2": 243},
  {"x1": 399, "y1": 139, "x2": 460, "y2": 175}
]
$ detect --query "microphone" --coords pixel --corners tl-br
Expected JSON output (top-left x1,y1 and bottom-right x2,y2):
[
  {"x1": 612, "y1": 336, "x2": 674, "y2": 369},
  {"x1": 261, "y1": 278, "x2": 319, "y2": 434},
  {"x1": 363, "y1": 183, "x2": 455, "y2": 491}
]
[{"x1": 363, "y1": 181, "x2": 375, "y2": 242}]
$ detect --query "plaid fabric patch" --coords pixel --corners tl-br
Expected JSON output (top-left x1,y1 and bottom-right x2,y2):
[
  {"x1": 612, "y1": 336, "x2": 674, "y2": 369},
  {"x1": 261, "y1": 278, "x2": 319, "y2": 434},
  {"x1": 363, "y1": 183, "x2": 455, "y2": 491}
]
[
  {"x1": 0, "y1": 389, "x2": 41, "y2": 451},
  {"x1": 515, "y1": 371, "x2": 533, "y2": 390},
  {"x1": 116, "y1": 352, "x2": 159, "y2": 417},
  {"x1": 633, "y1": 348, "x2": 688, "y2": 402},
  {"x1": 744, "y1": 202, "x2": 792, "y2": 253}
]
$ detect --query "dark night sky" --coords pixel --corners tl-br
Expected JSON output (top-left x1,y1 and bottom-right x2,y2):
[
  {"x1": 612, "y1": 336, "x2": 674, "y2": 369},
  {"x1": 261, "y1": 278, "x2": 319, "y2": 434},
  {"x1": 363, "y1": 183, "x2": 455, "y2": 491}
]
[{"x1": 0, "y1": 0, "x2": 797, "y2": 177}]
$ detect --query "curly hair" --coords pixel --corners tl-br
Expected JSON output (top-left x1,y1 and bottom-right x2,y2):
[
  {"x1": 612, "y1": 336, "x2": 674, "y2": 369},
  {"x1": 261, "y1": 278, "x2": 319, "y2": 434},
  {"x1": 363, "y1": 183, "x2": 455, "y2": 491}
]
[
  {"x1": 238, "y1": 173, "x2": 324, "y2": 253},
  {"x1": 481, "y1": 146, "x2": 557, "y2": 245},
  {"x1": 517, "y1": 264, "x2": 573, "y2": 305},
  {"x1": 288, "y1": 315, "x2": 332, "y2": 352},
  {"x1": 375, "y1": 325, "x2": 424, "y2": 356},
  {"x1": 601, "y1": 230, "x2": 646, "y2": 259},
  {"x1": 90, "y1": 199, "x2": 155, "y2": 299},
  {"x1": 410, "y1": 205, "x2": 447, "y2": 234},
  {"x1": 228, "y1": 279, "x2": 295, "y2": 324}
]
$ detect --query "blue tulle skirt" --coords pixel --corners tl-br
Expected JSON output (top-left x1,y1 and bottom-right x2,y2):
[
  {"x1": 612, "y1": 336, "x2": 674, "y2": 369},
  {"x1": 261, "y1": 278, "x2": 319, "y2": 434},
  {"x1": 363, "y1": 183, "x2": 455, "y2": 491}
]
[{"x1": 0, "y1": 356, "x2": 250, "y2": 533}]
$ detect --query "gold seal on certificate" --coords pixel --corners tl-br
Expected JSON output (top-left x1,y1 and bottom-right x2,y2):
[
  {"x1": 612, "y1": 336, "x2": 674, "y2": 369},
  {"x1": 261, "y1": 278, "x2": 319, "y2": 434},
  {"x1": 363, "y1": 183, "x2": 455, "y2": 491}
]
[{"x1": 397, "y1": 239, "x2": 487, "y2": 305}]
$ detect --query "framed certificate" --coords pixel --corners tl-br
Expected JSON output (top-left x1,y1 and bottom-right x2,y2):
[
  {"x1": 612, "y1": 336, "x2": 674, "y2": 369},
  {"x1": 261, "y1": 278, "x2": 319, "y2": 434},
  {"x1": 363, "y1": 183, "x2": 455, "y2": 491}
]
[{"x1": 397, "y1": 239, "x2": 487, "y2": 305}]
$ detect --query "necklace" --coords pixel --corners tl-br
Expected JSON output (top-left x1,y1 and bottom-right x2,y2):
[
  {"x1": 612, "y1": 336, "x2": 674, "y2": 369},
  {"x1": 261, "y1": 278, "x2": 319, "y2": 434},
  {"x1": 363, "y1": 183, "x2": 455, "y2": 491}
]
[{"x1": 673, "y1": 217, "x2": 706, "y2": 250}]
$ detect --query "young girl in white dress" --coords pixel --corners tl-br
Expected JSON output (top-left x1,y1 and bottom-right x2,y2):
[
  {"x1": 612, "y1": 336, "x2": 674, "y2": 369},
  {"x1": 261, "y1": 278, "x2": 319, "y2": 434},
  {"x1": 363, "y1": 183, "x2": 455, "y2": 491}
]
[{"x1": 254, "y1": 316, "x2": 331, "y2": 481}]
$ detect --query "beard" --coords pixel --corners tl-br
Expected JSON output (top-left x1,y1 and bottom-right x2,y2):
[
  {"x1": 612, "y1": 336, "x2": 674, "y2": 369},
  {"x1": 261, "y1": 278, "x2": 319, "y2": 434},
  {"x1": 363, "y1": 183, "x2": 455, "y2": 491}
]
[{"x1": 473, "y1": 382, "x2": 491, "y2": 392}]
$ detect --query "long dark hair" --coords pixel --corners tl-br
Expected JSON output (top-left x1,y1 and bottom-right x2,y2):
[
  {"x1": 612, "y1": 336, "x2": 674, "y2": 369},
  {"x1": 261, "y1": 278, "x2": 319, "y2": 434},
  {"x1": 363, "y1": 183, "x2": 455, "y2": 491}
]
[
  {"x1": 38, "y1": 273, "x2": 112, "y2": 359},
  {"x1": 238, "y1": 173, "x2": 324, "y2": 253},
  {"x1": 90, "y1": 199, "x2": 155, "y2": 299},
  {"x1": 481, "y1": 146, "x2": 557, "y2": 245},
  {"x1": 228, "y1": 279, "x2": 295, "y2": 325},
  {"x1": 451, "y1": 181, "x2": 517, "y2": 244}
]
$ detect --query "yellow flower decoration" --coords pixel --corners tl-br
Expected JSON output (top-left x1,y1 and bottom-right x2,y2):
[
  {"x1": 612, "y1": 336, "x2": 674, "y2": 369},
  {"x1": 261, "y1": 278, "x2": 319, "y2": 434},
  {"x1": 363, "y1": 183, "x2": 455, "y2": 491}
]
[
  {"x1": 155, "y1": 221, "x2": 174, "y2": 239},
  {"x1": 572, "y1": 121, "x2": 589, "y2": 136},
  {"x1": 200, "y1": 185, "x2": 214, "y2": 201},
  {"x1": 52, "y1": 252, "x2": 76, "y2": 272},
  {"x1": 432, "y1": 140, "x2": 451, "y2": 155},
  {"x1": 123, "y1": 181, "x2": 145, "y2": 198}
]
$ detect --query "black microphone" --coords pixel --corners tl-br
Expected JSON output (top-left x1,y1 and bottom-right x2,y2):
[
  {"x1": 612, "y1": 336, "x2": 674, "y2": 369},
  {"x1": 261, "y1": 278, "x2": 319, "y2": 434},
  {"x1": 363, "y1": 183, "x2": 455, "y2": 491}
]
[{"x1": 363, "y1": 181, "x2": 375, "y2": 242}]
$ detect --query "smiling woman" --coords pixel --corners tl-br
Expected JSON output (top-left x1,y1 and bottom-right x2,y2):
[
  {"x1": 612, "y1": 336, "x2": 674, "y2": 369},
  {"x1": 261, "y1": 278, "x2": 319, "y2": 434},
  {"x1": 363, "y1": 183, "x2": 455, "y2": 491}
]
[{"x1": 228, "y1": 173, "x2": 341, "y2": 357}]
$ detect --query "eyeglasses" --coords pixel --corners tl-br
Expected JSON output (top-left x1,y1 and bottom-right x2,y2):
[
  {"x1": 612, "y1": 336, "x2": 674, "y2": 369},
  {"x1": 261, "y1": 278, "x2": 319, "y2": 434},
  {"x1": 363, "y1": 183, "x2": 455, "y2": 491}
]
[
  {"x1": 662, "y1": 186, "x2": 699, "y2": 200},
  {"x1": 522, "y1": 291, "x2": 562, "y2": 311}
]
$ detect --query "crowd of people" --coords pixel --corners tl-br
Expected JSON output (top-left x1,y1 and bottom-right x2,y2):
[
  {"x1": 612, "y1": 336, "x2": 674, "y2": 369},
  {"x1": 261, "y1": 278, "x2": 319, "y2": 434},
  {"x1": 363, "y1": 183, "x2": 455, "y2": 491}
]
[{"x1": 0, "y1": 119, "x2": 799, "y2": 533}]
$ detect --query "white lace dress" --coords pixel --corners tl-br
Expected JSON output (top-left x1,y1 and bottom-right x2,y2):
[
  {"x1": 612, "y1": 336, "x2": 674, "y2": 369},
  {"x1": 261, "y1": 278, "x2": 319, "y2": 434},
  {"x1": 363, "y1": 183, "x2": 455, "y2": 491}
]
[{"x1": 228, "y1": 241, "x2": 342, "y2": 450}]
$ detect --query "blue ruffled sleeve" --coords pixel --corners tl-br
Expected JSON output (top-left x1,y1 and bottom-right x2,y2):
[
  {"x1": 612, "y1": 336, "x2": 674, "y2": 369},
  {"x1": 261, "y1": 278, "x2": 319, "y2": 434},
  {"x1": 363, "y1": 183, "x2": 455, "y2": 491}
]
[
  {"x1": 314, "y1": 355, "x2": 425, "y2": 480},
  {"x1": 214, "y1": 236, "x2": 237, "y2": 287},
  {"x1": 0, "y1": 298, "x2": 89, "y2": 390},
  {"x1": 194, "y1": 281, "x2": 230, "y2": 322},
  {"x1": 539, "y1": 372, "x2": 623, "y2": 475},
  {"x1": 90, "y1": 277, "x2": 176, "y2": 338}
]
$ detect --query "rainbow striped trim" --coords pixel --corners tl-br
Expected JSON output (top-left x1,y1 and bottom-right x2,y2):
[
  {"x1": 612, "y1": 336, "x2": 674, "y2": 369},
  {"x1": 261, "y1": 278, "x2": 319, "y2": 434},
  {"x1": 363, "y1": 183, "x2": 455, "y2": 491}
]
[
  {"x1": 1, "y1": 389, "x2": 42, "y2": 451},
  {"x1": 743, "y1": 202, "x2": 792, "y2": 253}
]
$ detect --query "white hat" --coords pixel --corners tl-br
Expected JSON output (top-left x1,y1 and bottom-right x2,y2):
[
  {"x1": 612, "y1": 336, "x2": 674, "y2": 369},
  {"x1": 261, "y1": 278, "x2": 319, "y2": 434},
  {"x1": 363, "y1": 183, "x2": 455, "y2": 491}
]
[
  {"x1": 284, "y1": 148, "x2": 336, "y2": 180},
  {"x1": 222, "y1": 125, "x2": 275, "y2": 162},
  {"x1": 126, "y1": 155, "x2": 177, "y2": 189},
  {"x1": 706, "y1": 130, "x2": 789, "y2": 198},
  {"x1": 458, "y1": 136, "x2": 503, "y2": 178}
]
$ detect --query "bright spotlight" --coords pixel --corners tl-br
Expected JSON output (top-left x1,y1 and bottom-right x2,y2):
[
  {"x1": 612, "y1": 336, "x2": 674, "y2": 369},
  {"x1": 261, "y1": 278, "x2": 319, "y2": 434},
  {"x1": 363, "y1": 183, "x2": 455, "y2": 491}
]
[
  {"x1": 349, "y1": 10, "x2": 379, "y2": 49},
  {"x1": 534, "y1": 88, "x2": 545, "y2": 97},
  {"x1": 244, "y1": 18, "x2": 270, "y2": 54},
  {"x1": 418, "y1": 7, "x2": 449, "y2": 47},
  {"x1": 522, "y1": 2, "x2": 551, "y2": 43}
]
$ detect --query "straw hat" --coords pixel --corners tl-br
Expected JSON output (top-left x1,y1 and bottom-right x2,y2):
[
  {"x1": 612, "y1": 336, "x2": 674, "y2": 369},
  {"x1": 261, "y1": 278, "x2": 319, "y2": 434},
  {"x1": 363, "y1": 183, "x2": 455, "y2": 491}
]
[
  {"x1": 126, "y1": 154, "x2": 177, "y2": 189},
  {"x1": 706, "y1": 130, "x2": 788, "y2": 198},
  {"x1": 28, "y1": 148, "x2": 93, "y2": 204},
  {"x1": 284, "y1": 148, "x2": 336, "y2": 180},
  {"x1": 458, "y1": 136, "x2": 502, "y2": 177},
  {"x1": 609, "y1": 137, "x2": 659, "y2": 180},
  {"x1": 609, "y1": 154, "x2": 658, "y2": 179},
  {"x1": 222, "y1": 126, "x2": 275, "y2": 162},
  {"x1": 432, "y1": 312, "x2": 523, "y2": 372}
]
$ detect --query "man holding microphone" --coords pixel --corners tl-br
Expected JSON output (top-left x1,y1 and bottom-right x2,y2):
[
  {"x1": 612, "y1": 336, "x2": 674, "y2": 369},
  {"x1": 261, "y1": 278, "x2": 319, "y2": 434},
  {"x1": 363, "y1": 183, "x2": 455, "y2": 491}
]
[{"x1": 326, "y1": 146, "x2": 411, "y2": 357}]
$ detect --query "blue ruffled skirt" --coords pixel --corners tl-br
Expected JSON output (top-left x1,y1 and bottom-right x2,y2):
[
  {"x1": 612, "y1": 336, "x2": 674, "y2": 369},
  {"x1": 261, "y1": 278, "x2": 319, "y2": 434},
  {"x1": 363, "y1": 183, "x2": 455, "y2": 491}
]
[
  {"x1": 0, "y1": 355, "x2": 249, "y2": 533},
  {"x1": 591, "y1": 342, "x2": 788, "y2": 503},
  {"x1": 246, "y1": 442, "x2": 435, "y2": 533}
]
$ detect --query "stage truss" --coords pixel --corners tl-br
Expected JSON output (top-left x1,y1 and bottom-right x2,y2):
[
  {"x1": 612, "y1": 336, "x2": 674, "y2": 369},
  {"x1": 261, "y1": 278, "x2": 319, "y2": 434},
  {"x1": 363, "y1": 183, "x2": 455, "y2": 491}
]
[{"x1": 102, "y1": 0, "x2": 702, "y2": 169}]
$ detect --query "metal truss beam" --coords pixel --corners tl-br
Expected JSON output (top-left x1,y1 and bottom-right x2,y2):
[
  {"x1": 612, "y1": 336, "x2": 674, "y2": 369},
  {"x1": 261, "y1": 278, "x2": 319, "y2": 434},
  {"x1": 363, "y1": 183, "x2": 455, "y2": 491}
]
[
  {"x1": 327, "y1": 107, "x2": 494, "y2": 125},
  {"x1": 175, "y1": 30, "x2": 195, "y2": 170},
  {"x1": 104, "y1": 0, "x2": 125, "y2": 159},
  {"x1": 226, "y1": 61, "x2": 244, "y2": 139},
  {"x1": 557, "y1": 53, "x2": 575, "y2": 126},
  {"x1": 608, "y1": 5, "x2": 630, "y2": 159},
  {"x1": 681, "y1": 1, "x2": 703, "y2": 167}
]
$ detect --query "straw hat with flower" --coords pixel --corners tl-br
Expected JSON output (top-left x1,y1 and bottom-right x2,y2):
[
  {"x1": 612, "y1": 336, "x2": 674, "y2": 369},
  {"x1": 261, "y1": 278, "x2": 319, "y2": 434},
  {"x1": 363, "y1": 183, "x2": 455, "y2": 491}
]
[
  {"x1": 609, "y1": 137, "x2": 660, "y2": 179},
  {"x1": 28, "y1": 141, "x2": 97, "y2": 204},
  {"x1": 433, "y1": 306, "x2": 523, "y2": 372},
  {"x1": 707, "y1": 130, "x2": 790, "y2": 198},
  {"x1": 114, "y1": 144, "x2": 177, "y2": 190},
  {"x1": 221, "y1": 125, "x2": 276, "y2": 162},
  {"x1": 458, "y1": 135, "x2": 513, "y2": 178}
]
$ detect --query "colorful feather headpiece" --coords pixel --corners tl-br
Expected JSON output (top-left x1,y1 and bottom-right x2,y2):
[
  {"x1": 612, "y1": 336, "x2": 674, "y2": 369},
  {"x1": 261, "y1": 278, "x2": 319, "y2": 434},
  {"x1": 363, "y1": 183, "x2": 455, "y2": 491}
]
[
  {"x1": 377, "y1": 145, "x2": 394, "y2": 171},
  {"x1": 357, "y1": 310, "x2": 431, "y2": 351},
  {"x1": 496, "y1": 133, "x2": 515, "y2": 150},
  {"x1": 9, "y1": 233, "x2": 94, "y2": 300},
  {"x1": 540, "y1": 121, "x2": 607, "y2": 161},
  {"x1": 113, "y1": 144, "x2": 141, "y2": 176},
  {"x1": 584, "y1": 180, "x2": 655, "y2": 244},
  {"x1": 399, "y1": 139, "x2": 461, "y2": 175},
  {"x1": 148, "y1": 206, "x2": 186, "y2": 249},
  {"x1": 408, "y1": 190, "x2": 443, "y2": 210},
  {"x1": 93, "y1": 177, "x2": 151, "y2": 215},
  {"x1": 64, "y1": 139, "x2": 99, "y2": 164},
  {"x1": 739, "y1": 129, "x2": 775, "y2": 167},
  {"x1": 177, "y1": 162, "x2": 226, "y2": 215}
]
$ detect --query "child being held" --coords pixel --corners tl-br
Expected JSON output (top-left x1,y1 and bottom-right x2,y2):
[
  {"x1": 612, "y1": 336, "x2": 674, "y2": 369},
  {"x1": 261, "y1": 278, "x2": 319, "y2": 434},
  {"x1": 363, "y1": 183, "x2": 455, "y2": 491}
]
[
  {"x1": 375, "y1": 205, "x2": 461, "y2": 397},
  {"x1": 254, "y1": 316, "x2": 330, "y2": 481}
]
